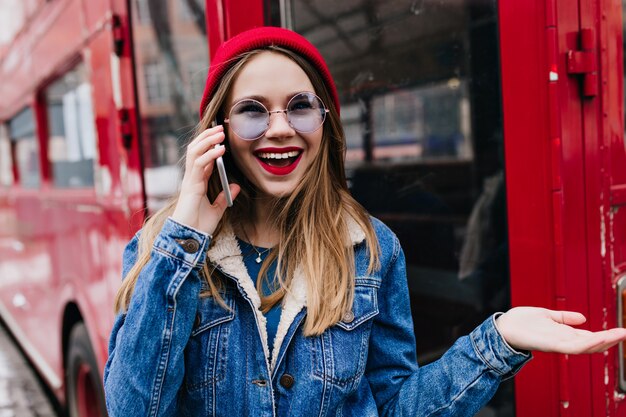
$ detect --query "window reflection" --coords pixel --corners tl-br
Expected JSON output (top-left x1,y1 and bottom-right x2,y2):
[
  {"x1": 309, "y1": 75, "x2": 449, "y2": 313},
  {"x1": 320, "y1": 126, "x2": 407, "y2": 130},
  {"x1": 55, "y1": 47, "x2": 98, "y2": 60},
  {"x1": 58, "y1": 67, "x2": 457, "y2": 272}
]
[
  {"x1": 370, "y1": 82, "x2": 472, "y2": 161},
  {"x1": 288, "y1": 0, "x2": 475, "y2": 165},
  {"x1": 9, "y1": 107, "x2": 39, "y2": 189},
  {"x1": 0, "y1": 124, "x2": 13, "y2": 187},
  {"x1": 131, "y1": 0, "x2": 208, "y2": 212},
  {"x1": 45, "y1": 63, "x2": 98, "y2": 188}
]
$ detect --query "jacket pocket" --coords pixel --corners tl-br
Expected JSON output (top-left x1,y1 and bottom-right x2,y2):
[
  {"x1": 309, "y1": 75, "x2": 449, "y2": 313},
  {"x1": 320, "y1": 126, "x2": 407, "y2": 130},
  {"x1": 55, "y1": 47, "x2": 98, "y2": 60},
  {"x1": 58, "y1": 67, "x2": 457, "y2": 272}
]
[
  {"x1": 311, "y1": 277, "x2": 380, "y2": 389},
  {"x1": 184, "y1": 291, "x2": 236, "y2": 391}
]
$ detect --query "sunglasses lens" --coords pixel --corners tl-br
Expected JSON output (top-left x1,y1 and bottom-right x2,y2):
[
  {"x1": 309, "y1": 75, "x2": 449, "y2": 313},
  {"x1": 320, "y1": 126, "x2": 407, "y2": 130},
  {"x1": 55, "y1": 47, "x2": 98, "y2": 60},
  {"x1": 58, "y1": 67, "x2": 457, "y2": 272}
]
[
  {"x1": 229, "y1": 100, "x2": 268, "y2": 140},
  {"x1": 287, "y1": 93, "x2": 326, "y2": 133},
  {"x1": 227, "y1": 93, "x2": 327, "y2": 140}
]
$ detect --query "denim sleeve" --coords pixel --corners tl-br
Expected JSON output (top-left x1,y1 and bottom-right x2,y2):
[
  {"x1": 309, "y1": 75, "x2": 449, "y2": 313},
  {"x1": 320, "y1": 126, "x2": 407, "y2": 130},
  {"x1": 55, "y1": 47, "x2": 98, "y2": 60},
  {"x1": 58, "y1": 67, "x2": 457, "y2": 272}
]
[
  {"x1": 103, "y1": 217, "x2": 211, "y2": 417},
  {"x1": 366, "y1": 237, "x2": 531, "y2": 417}
]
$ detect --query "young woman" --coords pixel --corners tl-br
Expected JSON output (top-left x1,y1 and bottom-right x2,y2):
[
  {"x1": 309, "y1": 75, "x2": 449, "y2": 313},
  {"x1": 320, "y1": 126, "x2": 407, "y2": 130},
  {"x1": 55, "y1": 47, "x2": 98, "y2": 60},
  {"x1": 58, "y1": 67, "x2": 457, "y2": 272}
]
[{"x1": 103, "y1": 27, "x2": 626, "y2": 417}]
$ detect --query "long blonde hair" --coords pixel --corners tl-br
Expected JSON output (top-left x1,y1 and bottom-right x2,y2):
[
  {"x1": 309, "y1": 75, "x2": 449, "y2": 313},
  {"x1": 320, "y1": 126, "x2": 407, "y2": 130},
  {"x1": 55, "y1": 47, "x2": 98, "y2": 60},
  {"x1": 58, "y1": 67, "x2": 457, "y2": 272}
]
[{"x1": 114, "y1": 46, "x2": 380, "y2": 336}]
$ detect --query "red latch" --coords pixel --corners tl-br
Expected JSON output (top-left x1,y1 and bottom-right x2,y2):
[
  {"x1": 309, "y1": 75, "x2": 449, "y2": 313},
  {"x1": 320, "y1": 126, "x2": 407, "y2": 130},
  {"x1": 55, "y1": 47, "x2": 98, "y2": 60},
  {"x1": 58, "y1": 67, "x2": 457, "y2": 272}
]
[{"x1": 566, "y1": 28, "x2": 597, "y2": 97}]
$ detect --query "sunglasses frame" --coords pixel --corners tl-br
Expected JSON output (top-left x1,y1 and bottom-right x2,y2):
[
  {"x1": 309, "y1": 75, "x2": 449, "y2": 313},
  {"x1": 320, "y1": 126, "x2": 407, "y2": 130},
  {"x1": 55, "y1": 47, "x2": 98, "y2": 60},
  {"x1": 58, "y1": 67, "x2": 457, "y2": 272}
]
[{"x1": 224, "y1": 92, "x2": 330, "y2": 141}]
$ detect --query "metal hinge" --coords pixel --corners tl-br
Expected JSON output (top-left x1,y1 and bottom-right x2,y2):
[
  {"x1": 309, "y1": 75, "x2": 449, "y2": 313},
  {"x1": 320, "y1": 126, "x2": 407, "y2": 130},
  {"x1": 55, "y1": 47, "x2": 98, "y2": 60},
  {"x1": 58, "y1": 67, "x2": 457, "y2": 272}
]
[
  {"x1": 566, "y1": 28, "x2": 597, "y2": 98},
  {"x1": 112, "y1": 14, "x2": 125, "y2": 57}
]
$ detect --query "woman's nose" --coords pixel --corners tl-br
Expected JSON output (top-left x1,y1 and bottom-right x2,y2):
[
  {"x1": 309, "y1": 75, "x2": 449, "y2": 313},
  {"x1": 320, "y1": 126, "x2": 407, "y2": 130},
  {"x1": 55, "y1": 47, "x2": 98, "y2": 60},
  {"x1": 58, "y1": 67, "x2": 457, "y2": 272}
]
[{"x1": 265, "y1": 111, "x2": 295, "y2": 139}]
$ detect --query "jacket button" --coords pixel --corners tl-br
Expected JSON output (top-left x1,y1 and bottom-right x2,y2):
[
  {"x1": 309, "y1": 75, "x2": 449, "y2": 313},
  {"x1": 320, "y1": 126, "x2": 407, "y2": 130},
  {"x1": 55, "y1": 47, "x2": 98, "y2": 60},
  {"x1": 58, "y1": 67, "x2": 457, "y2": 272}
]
[
  {"x1": 177, "y1": 238, "x2": 200, "y2": 253},
  {"x1": 194, "y1": 313, "x2": 201, "y2": 328},
  {"x1": 279, "y1": 374, "x2": 295, "y2": 389},
  {"x1": 342, "y1": 311, "x2": 355, "y2": 323}
]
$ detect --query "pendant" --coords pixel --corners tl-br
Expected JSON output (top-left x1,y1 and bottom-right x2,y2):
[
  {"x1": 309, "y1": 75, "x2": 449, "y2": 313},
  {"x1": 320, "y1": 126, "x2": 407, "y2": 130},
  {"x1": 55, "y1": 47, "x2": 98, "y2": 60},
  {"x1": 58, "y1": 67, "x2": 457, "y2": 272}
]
[{"x1": 256, "y1": 254, "x2": 262, "y2": 263}]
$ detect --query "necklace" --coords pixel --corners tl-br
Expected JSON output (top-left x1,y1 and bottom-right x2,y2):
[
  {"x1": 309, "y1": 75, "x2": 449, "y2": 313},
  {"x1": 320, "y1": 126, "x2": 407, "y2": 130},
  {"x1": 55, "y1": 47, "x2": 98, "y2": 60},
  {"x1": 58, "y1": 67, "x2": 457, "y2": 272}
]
[
  {"x1": 240, "y1": 226, "x2": 273, "y2": 263},
  {"x1": 251, "y1": 246, "x2": 271, "y2": 264}
]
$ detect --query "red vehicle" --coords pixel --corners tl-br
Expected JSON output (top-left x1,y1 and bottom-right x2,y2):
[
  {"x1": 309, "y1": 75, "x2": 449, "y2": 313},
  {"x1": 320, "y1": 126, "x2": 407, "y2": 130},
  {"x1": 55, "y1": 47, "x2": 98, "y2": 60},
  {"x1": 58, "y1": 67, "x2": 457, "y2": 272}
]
[{"x1": 0, "y1": 0, "x2": 624, "y2": 416}]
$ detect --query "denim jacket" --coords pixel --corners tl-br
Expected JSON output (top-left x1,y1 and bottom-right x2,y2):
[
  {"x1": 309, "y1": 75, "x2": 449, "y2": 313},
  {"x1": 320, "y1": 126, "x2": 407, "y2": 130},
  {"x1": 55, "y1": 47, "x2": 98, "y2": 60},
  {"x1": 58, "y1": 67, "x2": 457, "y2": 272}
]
[{"x1": 104, "y1": 216, "x2": 530, "y2": 417}]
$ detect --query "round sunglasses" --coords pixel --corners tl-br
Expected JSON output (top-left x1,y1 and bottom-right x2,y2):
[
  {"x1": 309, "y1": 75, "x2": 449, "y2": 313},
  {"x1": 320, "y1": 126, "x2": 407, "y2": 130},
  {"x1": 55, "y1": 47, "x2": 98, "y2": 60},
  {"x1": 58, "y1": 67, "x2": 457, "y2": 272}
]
[{"x1": 224, "y1": 92, "x2": 329, "y2": 140}]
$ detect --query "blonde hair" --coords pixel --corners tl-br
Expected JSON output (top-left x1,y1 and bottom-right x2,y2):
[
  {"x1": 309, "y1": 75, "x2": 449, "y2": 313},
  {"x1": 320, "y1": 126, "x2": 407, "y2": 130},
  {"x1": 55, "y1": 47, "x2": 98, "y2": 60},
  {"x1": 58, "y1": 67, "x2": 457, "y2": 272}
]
[{"x1": 114, "y1": 46, "x2": 380, "y2": 336}]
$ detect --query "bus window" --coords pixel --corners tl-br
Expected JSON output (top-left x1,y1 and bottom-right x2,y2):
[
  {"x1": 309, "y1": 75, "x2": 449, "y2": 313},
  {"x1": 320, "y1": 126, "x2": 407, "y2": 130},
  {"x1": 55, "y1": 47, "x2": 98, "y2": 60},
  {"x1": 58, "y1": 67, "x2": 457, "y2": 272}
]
[
  {"x1": 44, "y1": 63, "x2": 97, "y2": 189},
  {"x1": 0, "y1": 124, "x2": 14, "y2": 187},
  {"x1": 131, "y1": 0, "x2": 209, "y2": 212},
  {"x1": 273, "y1": 0, "x2": 514, "y2": 414},
  {"x1": 9, "y1": 107, "x2": 40, "y2": 189}
]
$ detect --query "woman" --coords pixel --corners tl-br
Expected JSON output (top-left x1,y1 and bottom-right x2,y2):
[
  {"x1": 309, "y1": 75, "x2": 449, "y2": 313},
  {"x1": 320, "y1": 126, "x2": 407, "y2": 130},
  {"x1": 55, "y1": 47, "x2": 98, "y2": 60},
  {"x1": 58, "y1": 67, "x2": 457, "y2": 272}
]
[{"x1": 103, "y1": 27, "x2": 626, "y2": 416}]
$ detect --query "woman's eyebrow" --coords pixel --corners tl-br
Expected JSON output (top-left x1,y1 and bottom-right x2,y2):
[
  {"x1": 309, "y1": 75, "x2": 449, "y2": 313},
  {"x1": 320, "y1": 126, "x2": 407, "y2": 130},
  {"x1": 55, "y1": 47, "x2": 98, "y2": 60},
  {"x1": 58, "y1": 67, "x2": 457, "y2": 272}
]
[
  {"x1": 233, "y1": 94, "x2": 266, "y2": 103},
  {"x1": 231, "y1": 92, "x2": 307, "y2": 105}
]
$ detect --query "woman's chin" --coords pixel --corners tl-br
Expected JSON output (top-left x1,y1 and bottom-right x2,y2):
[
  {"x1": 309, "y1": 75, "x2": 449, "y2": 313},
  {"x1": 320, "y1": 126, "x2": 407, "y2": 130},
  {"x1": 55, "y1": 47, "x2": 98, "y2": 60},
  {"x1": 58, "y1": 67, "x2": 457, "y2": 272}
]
[{"x1": 255, "y1": 182, "x2": 297, "y2": 199}]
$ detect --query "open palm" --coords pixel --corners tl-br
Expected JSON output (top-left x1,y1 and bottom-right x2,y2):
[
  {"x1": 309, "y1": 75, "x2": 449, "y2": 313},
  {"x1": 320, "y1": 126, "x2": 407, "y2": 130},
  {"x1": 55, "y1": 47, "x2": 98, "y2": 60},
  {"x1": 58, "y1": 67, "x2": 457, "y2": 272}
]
[{"x1": 496, "y1": 307, "x2": 626, "y2": 354}]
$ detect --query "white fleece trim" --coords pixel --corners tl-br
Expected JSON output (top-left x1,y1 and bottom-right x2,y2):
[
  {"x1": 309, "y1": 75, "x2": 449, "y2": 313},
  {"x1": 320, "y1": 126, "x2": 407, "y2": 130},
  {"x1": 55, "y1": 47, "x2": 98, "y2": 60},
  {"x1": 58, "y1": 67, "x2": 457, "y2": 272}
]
[
  {"x1": 346, "y1": 215, "x2": 366, "y2": 245},
  {"x1": 270, "y1": 265, "x2": 307, "y2": 372},
  {"x1": 207, "y1": 224, "x2": 271, "y2": 363},
  {"x1": 206, "y1": 216, "x2": 366, "y2": 374}
]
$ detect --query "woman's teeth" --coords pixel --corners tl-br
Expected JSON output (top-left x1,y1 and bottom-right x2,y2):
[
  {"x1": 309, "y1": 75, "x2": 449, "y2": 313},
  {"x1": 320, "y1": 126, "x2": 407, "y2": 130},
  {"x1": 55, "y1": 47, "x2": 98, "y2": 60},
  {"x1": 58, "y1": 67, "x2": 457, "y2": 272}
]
[
  {"x1": 256, "y1": 151, "x2": 300, "y2": 159},
  {"x1": 256, "y1": 150, "x2": 302, "y2": 168}
]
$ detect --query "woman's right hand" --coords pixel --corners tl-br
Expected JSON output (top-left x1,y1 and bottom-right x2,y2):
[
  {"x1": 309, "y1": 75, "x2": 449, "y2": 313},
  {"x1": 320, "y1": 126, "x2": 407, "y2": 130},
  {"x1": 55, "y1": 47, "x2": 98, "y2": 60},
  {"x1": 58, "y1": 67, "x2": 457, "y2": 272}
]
[{"x1": 171, "y1": 125, "x2": 240, "y2": 235}]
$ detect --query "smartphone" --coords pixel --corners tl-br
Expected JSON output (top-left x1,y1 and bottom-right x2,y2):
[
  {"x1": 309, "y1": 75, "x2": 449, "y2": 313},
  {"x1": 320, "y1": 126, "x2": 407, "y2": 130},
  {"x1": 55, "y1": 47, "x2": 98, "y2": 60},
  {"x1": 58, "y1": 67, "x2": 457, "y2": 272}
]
[{"x1": 215, "y1": 146, "x2": 233, "y2": 207}]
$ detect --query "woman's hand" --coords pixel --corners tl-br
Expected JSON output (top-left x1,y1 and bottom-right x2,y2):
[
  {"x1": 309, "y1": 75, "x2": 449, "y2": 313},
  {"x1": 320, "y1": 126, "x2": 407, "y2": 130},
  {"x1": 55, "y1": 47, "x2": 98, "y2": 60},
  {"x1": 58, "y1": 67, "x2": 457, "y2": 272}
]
[
  {"x1": 495, "y1": 307, "x2": 626, "y2": 354},
  {"x1": 171, "y1": 125, "x2": 240, "y2": 235}
]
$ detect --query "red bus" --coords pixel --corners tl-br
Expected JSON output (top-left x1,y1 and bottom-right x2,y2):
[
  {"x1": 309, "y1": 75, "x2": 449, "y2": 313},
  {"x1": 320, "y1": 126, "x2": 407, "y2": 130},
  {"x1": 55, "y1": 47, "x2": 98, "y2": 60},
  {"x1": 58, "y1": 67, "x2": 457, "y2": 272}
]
[{"x1": 0, "y1": 0, "x2": 624, "y2": 416}]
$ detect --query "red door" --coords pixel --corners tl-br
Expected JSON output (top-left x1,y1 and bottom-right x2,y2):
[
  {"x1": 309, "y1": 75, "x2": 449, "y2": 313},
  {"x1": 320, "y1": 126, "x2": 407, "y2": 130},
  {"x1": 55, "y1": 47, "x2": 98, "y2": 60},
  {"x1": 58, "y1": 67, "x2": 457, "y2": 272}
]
[{"x1": 501, "y1": 0, "x2": 626, "y2": 415}]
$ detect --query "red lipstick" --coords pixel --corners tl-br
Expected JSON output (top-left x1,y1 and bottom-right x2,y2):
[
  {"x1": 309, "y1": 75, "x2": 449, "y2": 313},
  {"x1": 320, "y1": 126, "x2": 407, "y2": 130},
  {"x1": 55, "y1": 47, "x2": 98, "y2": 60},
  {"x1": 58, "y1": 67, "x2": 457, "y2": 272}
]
[{"x1": 254, "y1": 147, "x2": 303, "y2": 176}]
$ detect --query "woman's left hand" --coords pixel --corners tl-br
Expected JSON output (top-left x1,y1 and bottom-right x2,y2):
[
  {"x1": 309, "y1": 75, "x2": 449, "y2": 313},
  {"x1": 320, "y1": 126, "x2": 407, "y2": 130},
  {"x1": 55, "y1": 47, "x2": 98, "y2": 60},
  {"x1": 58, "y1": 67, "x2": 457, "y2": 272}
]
[{"x1": 495, "y1": 307, "x2": 626, "y2": 354}]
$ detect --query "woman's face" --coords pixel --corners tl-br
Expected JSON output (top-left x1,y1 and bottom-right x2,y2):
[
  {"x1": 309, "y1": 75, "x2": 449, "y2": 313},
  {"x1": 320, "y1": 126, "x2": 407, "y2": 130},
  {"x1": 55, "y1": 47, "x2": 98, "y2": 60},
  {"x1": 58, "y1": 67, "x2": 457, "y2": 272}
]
[{"x1": 225, "y1": 51, "x2": 323, "y2": 198}]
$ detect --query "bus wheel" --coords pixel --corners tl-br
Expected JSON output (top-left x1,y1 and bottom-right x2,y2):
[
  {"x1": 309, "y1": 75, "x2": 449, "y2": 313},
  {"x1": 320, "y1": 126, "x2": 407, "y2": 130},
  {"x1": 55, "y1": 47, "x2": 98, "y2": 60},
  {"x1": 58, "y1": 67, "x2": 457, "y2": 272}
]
[{"x1": 67, "y1": 323, "x2": 107, "y2": 417}]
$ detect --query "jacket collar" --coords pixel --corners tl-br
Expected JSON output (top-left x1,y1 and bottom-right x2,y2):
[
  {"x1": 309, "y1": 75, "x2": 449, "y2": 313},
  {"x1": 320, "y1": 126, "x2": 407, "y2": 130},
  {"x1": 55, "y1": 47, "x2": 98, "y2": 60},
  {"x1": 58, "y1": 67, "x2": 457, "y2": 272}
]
[{"x1": 206, "y1": 216, "x2": 365, "y2": 372}]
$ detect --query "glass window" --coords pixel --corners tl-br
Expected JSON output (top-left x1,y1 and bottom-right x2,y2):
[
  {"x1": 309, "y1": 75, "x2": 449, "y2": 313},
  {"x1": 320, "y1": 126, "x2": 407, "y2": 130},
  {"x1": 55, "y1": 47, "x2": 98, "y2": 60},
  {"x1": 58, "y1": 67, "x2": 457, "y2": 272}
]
[
  {"x1": 45, "y1": 63, "x2": 98, "y2": 188},
  {"x1": 143, "y1": 61, "x2": 171, "y2": 104},
  {"x1": 131, "y1": 0, "x2": 208, "y2": 212},
  {"x1": 273, "y1": 0, "x2": 514, "y2": 414},
  {"x1": 0, "y1": 124, "x2": 14, "y2": 187},
  {"x1": 9, "y1": 107, "x2": 40, "y2": 188}
]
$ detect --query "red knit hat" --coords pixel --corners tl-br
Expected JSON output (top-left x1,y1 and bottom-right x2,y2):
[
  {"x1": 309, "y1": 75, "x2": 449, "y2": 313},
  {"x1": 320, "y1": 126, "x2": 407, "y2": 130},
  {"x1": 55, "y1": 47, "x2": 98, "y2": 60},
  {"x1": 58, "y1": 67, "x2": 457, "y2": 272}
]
[{"x1": 199, "y1": 26, "x2": 339, "y2": 118}]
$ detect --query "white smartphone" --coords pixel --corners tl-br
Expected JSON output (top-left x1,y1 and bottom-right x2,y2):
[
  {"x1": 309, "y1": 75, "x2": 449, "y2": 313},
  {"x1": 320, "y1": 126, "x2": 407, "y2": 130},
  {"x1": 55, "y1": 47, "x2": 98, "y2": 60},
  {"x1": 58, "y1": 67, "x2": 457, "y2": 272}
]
[{"x1": 215, "y1": 146, "x2": 233, "y2": 207}]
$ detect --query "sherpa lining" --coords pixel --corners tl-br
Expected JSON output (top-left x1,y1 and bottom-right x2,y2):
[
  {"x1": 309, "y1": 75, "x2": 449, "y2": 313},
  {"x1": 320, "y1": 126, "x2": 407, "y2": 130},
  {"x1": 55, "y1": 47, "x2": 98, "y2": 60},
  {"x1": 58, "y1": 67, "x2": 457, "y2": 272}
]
[{"x1": 206, "y1": 216, "x2": 366, "y2": 373}]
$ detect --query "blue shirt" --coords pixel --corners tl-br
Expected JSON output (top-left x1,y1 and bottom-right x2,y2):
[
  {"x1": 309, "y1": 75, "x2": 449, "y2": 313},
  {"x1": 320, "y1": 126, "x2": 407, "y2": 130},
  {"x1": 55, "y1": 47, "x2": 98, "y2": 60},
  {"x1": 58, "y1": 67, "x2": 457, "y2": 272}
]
[{"x1": 237, "y1": 238, "x2": 282, "y2": 353}]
